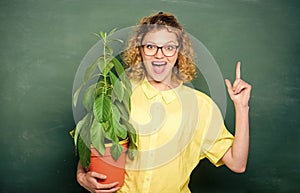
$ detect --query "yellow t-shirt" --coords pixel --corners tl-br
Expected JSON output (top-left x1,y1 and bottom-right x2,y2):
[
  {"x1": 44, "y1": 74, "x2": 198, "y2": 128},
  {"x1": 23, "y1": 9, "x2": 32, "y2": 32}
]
[{"x1": 118, "y1": 79, "x2": 234, "y2": 193}]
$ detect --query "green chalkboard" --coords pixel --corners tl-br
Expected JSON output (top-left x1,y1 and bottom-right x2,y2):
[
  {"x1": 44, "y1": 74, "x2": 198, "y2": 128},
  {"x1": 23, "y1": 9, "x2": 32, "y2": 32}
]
[{"x1": 1, "y1": 0, "x2": 299, "y2": 192}]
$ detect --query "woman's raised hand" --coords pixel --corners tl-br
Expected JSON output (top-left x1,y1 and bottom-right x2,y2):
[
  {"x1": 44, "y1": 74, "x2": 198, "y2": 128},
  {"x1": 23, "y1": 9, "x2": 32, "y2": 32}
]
[{"x1": 225, "y1": 61, "x2": 252, "y2": 108}]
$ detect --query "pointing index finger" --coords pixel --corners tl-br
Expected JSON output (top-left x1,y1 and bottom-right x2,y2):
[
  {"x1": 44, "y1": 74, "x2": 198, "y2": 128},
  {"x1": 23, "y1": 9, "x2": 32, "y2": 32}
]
[{"x1": 236, "y1": 61, "x2": 241, "y2": 80}]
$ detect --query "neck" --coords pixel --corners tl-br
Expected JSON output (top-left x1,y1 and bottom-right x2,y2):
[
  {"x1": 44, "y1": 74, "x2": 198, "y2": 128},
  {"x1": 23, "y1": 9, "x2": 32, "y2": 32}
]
[{"x1": 147, "y1": 78, "x2": 179, "y2": 91}]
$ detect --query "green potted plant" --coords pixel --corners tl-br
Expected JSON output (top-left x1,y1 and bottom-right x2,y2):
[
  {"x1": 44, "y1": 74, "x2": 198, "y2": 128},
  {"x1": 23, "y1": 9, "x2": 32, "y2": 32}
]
[{"x1": 71, "y1": 28, "x2": 137, "y2": 185}]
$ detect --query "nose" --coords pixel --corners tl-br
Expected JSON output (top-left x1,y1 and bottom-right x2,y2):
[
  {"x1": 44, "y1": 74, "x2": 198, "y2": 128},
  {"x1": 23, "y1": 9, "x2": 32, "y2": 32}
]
[{"x1": 155, "y1": 47, "x2": 164, "y2": 58}]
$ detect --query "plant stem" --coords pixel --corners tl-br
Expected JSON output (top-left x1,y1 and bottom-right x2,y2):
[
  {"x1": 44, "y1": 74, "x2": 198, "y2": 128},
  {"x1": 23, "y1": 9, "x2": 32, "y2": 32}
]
[{"x1": 103, "y1": 36, "x2": 107, "y2": 85}]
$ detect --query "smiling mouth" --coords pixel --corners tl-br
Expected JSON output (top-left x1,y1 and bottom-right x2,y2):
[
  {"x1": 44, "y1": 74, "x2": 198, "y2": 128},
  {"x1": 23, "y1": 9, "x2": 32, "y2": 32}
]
[
  {"x1": 152, "y1": 61, "x2": 167, "y2": 66},
  {"x1": 152, "y1": 61, "x2": 167, "y2": 74}
]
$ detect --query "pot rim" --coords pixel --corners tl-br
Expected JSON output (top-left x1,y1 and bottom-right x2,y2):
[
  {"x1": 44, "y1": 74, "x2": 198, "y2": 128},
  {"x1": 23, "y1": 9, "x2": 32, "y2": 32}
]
[
  {"x1": 91, "y1": 138, "x2": 129, "y2": 149},
  {"x1": 104, "y1": 138, "x2": 128, "y2": 148}
]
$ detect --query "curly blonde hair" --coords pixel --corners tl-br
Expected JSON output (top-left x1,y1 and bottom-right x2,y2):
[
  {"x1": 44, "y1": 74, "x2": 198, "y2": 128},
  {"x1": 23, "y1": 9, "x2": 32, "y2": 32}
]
[{"x1": 123, "y1": 12, "x2": 197, "y2": 83}]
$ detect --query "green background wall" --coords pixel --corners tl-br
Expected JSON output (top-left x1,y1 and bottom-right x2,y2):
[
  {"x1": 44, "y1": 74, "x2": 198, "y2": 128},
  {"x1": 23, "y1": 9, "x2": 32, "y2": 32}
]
[{"x1": 1, "y1": 0, "x2": 299, "y2": 192}]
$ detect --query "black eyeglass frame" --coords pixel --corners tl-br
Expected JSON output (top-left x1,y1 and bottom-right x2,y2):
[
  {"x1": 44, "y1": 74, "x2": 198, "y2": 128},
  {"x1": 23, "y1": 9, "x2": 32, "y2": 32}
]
[{"x1": 141, "y1": 44, "x2": 180, "y2": 57}]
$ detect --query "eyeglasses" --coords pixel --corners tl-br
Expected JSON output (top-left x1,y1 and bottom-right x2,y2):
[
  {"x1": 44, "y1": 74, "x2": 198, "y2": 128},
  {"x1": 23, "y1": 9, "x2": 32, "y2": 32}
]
[{"x1": 142, "y1": 44, "x2": 179, "y2": 57}]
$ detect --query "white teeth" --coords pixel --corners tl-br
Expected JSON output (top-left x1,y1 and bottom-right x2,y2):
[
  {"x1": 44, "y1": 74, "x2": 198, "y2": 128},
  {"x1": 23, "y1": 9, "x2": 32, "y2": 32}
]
[{"x1": 152, "y1": 62, "x2": 167, "y2": 66}]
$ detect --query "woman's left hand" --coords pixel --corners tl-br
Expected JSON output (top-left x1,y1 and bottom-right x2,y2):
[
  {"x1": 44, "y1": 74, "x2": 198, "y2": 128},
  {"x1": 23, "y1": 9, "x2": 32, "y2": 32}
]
[{"x1": 225, "y1": 61, "x2": 252, "y2": 108}]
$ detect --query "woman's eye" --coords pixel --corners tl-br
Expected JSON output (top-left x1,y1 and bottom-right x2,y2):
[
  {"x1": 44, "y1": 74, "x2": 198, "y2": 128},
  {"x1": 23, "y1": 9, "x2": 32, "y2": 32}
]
[
  {"x1": 146, "y1": 44, "x2": 156, "y2": 49},
  {"x1": 165, "y1": 45, "x2": 175, "y2": 50}
]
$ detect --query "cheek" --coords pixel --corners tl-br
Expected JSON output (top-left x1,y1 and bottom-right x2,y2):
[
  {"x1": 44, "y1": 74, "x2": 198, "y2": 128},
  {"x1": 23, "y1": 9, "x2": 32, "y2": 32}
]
[
  {"x1": 141, "y1": 52, "x2": 150, "y2": 63},
  {"x1": 168, "y1": 55, "x2": 179, "y2": 67},
  {"x1": 142, "y1": 55, "x2": 151, "y2": 66},
  {"x1": 141, "y1": 56, "x2": 152, "y2": 71}
]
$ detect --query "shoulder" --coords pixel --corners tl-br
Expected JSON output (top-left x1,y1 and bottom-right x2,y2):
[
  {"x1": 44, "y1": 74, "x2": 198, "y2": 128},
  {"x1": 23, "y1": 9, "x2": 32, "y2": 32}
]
[
  {"x1": 180, "y1": 84, "x2": 214, "y2": 106},
  {"x1": 130, "y1": 79, "x2": 142, "y2": 89},
  {"x1": 179, "y1": 84, "x2": 224, "y2": 118}
]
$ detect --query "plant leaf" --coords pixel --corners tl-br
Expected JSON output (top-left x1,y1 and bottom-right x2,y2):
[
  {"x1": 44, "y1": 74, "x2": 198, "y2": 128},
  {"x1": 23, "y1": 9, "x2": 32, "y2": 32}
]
[
  {"x1": 108, "y1": 28, "x2": 117, "y2": 37},
  {"x1": 90, "y1": 119, "x2": 106, "y2": 156},
  {"x1": 91, "y1": 32, "x2": 101, "y2": 39},
  {"x1": 114, "y1": 100, "x2": 129, "y2": 121},
  {"x1": 122, "y1": 121, "x2": 137, "y2": 147},
  {"x1": 111, "y1": 103, "x2": 121, "y2": 121},
  {"x1": 127, "y1": 125, "x2": 137, "y2": 161},
  {"x1": 110, "y1": 143, "x2": 123, "y2": 161},
  {"x1": 105, "y1": 120, "x2": 118, "y2": 142},
  {"x1": 95, "y1": 80, "x2": 105, "y2": 97},
  {"x1": 69, "y1": 129, "x2": 75, "y2": 138},
  {"x1": 108, "y1": 47, "x2": 113, "y2": 56},
  {"x1": 123, "y1": 79, "x2": 132, "y2": 95},
  {"x1": 83, "y1": 83, "x2": 97, "y2": 111},
  {"x1": 108, "y1": 38, "x2": 124, "y2": 44},
  {"x1": 73, "y1": 84, "x2": 83, "y2": 107},
  {"x1": 112, "y1": 121, "x2": 127, "y2": 140},
  {"x1": 110, "y1": 71, "x2": 124, "y2": 102},
  {"x1": 102, "y1": 61, "x2": 114, "y2": 76},
  {"x1": 94, "y1": 94, "x2": 112, "y2": 123},
  {"x1": 78, "y1": 136, "x2": 91, "y2": 168},
  {"x1": 100, "y1": 31, "x2": 106, "y2": 40},
  {"x1": 75, "y1": 113, "x2": 93, "y2": 168},
  {"x1": 128, "y1": 143, "x2": 138, "y2": 160},
  {"x1": 95, "y1": 56, "x2": 106, "y2": 75},
  {"x1": 74, "y1": 113, "x2": 92, "y2": 147},
  {"x1": 112, "y1": 57, "x2": 127, "y2": 81},
  {"x1": 111, "y1": 104, "x2": 127, "y2": 139},
  {"x1": 111, "y1": 57, "x2": 131, "y2": 93},
  {"x1": 84, "y1": 60, "x2": 98, "y2": 83},
  {"x1": 122, "y1": 88, "x2": 131, "y2": 112}
]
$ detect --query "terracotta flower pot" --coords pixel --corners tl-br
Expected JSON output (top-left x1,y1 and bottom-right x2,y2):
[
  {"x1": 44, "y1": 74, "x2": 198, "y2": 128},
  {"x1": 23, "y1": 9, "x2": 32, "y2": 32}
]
[{"x1": 89, "y1": 139, "x2": 128, "y2": 186}]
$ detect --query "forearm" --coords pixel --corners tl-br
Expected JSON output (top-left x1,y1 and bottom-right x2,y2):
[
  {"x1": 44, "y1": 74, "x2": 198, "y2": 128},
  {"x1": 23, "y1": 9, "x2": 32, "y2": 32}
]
[
  {"x1": 223, "y1": 105, "x2": 249, "y2": 173},
  {"x1": 233, "y1": 105, "x2": 249, "y2": 168}
]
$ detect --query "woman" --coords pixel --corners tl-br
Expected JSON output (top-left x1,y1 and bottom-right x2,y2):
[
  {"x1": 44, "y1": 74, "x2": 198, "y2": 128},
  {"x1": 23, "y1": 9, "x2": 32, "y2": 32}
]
[{"x1": 77, "y1": 12, "x2": 252, "y2": 193}]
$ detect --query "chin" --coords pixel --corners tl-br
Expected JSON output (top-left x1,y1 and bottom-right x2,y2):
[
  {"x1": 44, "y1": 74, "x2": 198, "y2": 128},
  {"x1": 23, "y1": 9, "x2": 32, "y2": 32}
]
[{"x1": 150, "y1": 75, "x2": 166, "y2": 83}]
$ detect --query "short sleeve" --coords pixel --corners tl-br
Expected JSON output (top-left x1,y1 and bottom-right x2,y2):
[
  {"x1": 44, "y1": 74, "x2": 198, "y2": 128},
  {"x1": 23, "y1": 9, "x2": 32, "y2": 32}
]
[
  {"x1": 200, "y1": 99, "x2": 234, "y2": 167},
  {"x1": 204, "y1": 124, "x2": 234, "y2": 166}
]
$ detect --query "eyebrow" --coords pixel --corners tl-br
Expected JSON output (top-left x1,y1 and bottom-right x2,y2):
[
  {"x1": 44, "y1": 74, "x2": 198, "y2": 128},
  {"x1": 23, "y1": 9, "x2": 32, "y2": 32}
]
[{"x1": 142, "y1": 40, "x2": 179, "y2": 45}]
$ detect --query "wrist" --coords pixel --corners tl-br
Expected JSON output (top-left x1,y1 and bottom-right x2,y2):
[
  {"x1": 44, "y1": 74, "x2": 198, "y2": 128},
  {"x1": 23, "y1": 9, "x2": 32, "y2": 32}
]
[
  {"x1": 76, "y1": 170, "x2": 86, "y2": 184},
  {"x1": 234, "y1": 103, "x2": 249, "y2": 111},
  {"x1": 234, "y1": 105, "x2": 250, "y2": 115}
]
